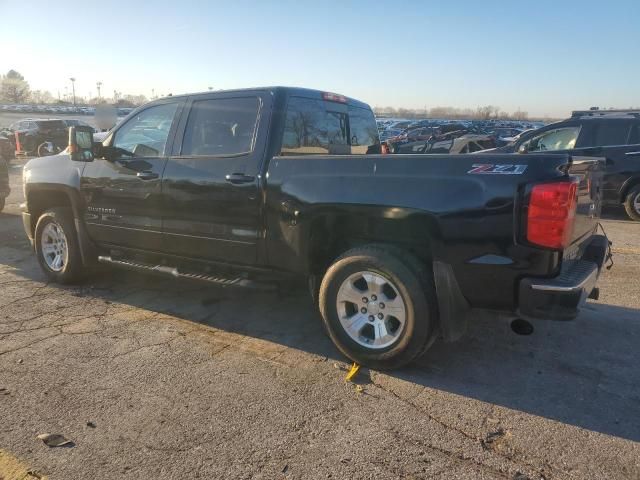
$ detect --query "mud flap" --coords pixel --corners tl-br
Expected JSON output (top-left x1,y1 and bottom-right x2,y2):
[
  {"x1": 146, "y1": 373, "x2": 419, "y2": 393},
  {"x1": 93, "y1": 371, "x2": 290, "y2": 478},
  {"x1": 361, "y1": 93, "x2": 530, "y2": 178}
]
[{"x1": 433, "y1": 260, "x2": 470, "y2": 342}]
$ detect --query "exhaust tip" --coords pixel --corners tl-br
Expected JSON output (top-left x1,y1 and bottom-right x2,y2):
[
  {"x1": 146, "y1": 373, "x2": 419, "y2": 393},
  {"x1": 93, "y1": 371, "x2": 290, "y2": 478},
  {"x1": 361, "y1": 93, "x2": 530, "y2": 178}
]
[{"x1": 510, "y1": 318, "x2": 534, "y2": 336}]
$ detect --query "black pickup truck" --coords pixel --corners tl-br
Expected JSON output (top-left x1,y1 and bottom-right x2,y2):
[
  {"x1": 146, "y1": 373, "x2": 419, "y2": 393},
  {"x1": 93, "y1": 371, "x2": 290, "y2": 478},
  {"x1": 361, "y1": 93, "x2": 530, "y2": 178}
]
[{"x1": 22, "y1": 87, "x2": 609, "y2": 369}]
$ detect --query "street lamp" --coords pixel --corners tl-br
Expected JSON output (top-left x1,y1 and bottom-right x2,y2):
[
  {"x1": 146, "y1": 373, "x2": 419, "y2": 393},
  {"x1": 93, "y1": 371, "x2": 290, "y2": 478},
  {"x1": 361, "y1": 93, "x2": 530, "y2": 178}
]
[
  {"x1": 96, "y1": 81, "x2": 102, "y2": 99},
  {"x1": 69, "y1": 77, "x2": 76, "y2": 106}
]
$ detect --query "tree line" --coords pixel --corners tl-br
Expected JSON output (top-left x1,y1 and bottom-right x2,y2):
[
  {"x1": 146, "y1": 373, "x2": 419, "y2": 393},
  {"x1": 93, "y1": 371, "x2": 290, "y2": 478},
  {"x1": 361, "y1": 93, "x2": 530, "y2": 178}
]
[
  {"x1": 373, "y1": 105, "x2": 532, "y2": 121},
  {"x1": 0, "y1": 70, "x2": 149, "y2": 108}
]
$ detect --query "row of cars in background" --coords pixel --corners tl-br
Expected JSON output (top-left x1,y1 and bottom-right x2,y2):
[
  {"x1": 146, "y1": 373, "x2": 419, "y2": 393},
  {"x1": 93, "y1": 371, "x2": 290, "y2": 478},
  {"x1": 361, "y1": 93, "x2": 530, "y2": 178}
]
[
  {"x1": 0, "y1": 104, "x2": 135, "y2": 116},
  {"x1": 379, "y1": 110, "x2": 640, "y2": 220},
  {"x1": 378, "y1": 118, "x2": 542, "y2": 154}
]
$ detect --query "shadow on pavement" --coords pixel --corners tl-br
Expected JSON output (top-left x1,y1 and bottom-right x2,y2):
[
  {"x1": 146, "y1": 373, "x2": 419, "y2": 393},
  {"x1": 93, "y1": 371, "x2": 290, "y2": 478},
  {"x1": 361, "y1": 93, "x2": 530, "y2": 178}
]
[{"x1": 1, "y1": 212, "x2": 639, "y2": 443}]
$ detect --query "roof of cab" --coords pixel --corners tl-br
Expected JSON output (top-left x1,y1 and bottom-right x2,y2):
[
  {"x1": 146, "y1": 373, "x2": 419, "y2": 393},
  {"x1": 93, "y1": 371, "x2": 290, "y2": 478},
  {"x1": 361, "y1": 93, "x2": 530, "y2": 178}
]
[{"x1": 153, "y1": 86, "x2": 371, "y2": 110}]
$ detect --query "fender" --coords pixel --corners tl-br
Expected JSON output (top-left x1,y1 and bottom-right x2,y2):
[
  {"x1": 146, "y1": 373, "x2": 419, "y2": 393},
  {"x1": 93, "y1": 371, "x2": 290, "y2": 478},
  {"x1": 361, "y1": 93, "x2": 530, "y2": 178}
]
[{"x1": 23, "y1": 153, "x2": 98, "y2": 266}]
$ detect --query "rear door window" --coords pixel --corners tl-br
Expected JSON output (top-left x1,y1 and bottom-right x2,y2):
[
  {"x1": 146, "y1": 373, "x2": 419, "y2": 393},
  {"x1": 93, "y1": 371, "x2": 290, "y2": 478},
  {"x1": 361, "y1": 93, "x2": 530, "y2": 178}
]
[
  {"x1": 181, "y1": 97, "x2": 259, "y2": 156},
  {"x1": 593, "y1": 121, "x2": 633, "y2": 146}
]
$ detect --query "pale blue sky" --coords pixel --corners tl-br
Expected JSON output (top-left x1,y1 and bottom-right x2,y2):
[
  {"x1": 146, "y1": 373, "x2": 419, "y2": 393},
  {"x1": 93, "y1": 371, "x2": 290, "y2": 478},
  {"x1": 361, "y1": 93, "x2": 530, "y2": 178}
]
[{"x1": 1, "y1": 0, "x2": 638, "y2": 117}]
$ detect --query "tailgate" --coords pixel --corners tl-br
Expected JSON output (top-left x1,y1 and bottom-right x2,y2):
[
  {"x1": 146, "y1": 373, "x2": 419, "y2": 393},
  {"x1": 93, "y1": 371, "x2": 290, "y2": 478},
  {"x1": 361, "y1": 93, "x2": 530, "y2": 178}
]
[{"x1": 566, "y1": 155, "x2": 604, "y2": 251}]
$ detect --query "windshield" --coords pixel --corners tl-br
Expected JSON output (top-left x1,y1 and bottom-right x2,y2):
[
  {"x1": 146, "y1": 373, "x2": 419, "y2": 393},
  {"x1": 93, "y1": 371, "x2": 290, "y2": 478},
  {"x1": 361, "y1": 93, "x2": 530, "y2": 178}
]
[{"x1": 35, "y1": 120, "x2": 66, "y2": 130}]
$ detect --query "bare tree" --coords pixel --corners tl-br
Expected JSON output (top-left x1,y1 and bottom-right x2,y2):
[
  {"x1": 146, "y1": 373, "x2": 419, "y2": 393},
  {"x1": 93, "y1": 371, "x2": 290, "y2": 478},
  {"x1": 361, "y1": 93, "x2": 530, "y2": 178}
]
[
  {"x1": 0, "y1": 70, "x2": 30, "y2": 103},
  {"x1": 30, "y1": 90, "x2": 55, "y2": 104}
]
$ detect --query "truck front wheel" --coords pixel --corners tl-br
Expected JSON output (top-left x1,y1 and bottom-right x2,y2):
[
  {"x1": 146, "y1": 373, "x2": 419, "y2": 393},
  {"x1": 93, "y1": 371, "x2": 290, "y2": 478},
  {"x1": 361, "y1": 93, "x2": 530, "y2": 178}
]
[
  {"x1": 34, "y1": 208, "x2": 85, "y2": 283},
  {"x1": 319, "y1": 246, "x2": 436, "y2": 370}
]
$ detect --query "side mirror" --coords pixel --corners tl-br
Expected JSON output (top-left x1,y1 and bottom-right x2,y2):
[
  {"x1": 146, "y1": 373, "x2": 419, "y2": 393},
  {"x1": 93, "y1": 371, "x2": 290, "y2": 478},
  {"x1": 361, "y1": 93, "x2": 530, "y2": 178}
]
[
  {"x1": 517, "y1": 143, "x2": 528, "y2": 154},
  {"x1": 69, "y1": 126, "x2": 95, "y2": 161}
]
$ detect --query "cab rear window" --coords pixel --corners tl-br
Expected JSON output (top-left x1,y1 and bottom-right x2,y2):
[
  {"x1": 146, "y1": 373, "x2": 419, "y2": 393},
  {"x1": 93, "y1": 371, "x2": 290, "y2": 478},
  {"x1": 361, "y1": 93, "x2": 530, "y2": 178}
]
[{"x1": 280, "y1": 97, "x2": 380, "y2": 156}]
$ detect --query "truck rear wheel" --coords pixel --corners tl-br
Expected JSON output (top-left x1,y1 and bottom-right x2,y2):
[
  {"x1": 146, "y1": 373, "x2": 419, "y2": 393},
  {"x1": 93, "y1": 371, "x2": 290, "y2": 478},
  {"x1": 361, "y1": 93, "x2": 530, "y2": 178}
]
[
  {"x1": 319, "y1": 245, "x2": 436, "y2": 370},
  {"x1": 34, "y1": 208, "x2": 85, "y2": 284},
  {"x1": 623, "y1": 185, "x2": 640, "y2": 221}
]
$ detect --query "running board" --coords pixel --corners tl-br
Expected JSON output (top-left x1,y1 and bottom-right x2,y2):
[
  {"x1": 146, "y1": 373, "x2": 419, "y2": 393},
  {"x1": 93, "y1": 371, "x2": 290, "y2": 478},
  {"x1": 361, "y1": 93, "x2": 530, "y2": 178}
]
[{"x1": 98, "y1": 255, "x2": 251, "y2": 287}]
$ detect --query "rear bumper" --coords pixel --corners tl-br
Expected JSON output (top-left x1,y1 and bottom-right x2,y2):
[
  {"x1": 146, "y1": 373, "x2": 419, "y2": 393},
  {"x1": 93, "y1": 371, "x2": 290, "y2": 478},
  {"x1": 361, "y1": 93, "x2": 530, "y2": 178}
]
[{"x1": 518, "y1": 235, "x2": 608, "y2": 321}]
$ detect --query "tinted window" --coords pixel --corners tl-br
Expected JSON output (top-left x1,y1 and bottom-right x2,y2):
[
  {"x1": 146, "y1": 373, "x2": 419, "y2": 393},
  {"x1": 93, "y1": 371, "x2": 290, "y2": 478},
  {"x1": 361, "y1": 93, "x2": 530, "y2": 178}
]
[
  {"x1": 349, "y1": 106, "x2": 380, "y2": 154},
  {"x1": 524, "y1": 126, "x2": 581, "y2": 152},
  {"x1": 281, "y1": 97, "x2": 329, "y2": 155},
  {"x1": 327, "y1": 110, "x2": 349, "y2": 154},
  {"x1": 594, "y1": 121, "x2": 632, "y2": 146},
  {"x1": 36, "y1": 120, "x2": 66, "y2": 130},
  {"x1": 112, "y1": 102, "x2": 179, "y2": 157},
  {"x1": 281, "y1": 97, "x2": 379, "y2": 156},
  {"x1": 182, "y1": 97, "x2": 259, "y2": 156}
]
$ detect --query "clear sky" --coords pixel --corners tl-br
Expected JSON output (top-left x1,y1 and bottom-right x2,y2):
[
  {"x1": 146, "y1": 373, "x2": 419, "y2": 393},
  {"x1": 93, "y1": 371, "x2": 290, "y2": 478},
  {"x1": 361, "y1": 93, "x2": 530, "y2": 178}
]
[{"x1": 1, "y1": 0, "x2": 638, "y2": 117}]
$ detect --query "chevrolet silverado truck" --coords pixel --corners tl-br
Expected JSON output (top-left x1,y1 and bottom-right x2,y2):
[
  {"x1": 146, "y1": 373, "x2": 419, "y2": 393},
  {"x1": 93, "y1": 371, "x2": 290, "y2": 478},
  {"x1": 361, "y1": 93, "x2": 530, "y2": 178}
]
[{"x1": 22, "y1": 87, "x2": 610, "y2": 369}]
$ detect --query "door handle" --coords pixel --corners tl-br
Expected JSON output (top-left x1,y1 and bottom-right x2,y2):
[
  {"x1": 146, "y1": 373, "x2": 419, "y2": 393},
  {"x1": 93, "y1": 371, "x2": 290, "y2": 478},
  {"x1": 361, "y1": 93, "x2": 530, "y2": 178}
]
[
  {"x1": 225, "y1": 173, "x2": 255, "y2": 184},
  {"x1": 136, "y1": 171, "x2": 159, "y2": 180},
  {"x1": 625, "y1": 151, "x2": 640, "y2": 156}
]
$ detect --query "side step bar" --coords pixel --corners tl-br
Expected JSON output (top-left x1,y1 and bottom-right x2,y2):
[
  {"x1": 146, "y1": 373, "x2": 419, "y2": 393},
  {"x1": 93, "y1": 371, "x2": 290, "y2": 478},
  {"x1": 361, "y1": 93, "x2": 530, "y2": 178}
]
[{"x1": 98, "y1": 256, "x2": 252, "y2": 287}]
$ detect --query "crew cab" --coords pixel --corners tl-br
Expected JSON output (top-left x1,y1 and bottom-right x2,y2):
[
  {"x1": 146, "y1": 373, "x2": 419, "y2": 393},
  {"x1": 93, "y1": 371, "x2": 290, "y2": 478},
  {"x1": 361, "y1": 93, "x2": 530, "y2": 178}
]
[
  {"x1": 22, "y1": 87, "x2": 609, "y2": 369},
  {"x1": 491, "y1": 109, "x2": 640, "y2": 220}
]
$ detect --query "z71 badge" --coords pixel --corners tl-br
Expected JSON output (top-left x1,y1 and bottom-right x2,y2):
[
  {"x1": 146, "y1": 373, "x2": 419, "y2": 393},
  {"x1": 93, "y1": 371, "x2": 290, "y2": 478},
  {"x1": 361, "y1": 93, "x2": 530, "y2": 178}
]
[{"x1": 467, "y1": 164, "x2": 527, "y2": 175}]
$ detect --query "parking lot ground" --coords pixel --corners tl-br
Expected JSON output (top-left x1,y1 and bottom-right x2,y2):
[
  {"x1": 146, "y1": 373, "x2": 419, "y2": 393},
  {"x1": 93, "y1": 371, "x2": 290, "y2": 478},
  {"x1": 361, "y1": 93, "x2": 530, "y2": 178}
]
[{"x1": 1, "y1": 158, "x2": 639, "y2": 479}]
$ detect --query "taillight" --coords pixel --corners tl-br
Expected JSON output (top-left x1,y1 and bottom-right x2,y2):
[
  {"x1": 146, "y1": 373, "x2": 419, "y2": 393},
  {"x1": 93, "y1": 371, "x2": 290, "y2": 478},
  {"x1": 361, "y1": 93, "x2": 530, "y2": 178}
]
[
  {"x1": 322, "y1": 92, "x2": 347, "y2": 103},
  {"x1": 526, "y1": 180, "x2": 578, "y2": 249}
]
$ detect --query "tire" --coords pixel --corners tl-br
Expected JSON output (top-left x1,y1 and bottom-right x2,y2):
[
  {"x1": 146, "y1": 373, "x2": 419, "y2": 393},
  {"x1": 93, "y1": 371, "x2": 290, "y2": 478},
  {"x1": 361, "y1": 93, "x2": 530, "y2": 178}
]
[
  {"x1": 623, "y1": 185, "x2": 640, "y2": 221},
  {"x1": 37, "y1": 142, "x2": 53, "y2": 157},
  {"x1": 319, "y1": 245, "x2": 437, "y2": 370},
  {"x1": 34, "y1": 208, "x2": 85, "y2": 283}
]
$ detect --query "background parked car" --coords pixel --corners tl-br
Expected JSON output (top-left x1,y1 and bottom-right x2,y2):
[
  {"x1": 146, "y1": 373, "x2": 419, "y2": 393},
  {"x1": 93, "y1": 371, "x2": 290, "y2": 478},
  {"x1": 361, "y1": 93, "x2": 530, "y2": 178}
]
[
  {"x1": 8, "y1": 118, "x2": 68, "y2": 156},
  {"x1": 490, "y1": 109, "x2": 640, "y2": 220},
  {"x1": 0, "y1": 128, "x2": 15, "y2": 161}
]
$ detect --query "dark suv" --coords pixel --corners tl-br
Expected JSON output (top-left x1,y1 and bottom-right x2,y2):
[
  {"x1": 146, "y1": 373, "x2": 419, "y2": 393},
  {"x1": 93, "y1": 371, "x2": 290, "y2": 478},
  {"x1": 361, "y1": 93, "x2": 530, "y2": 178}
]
[
  {"x1": 494, "y1": 109, "x2": 640, "y2": 220},
  {"x1": 9, "y1": 118, "x2": 68, "y2": 156}
]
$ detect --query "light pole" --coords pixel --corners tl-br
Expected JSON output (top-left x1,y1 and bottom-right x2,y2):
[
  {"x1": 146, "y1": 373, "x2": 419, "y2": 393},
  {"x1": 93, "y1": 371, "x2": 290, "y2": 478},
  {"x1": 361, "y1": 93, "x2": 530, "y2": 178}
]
[
  {"x1": 96, "y1": 81, "x2": 102, "y2": 99},
  {"x1": 69, "y1": 77, "x2": 76, "y2": 106}
]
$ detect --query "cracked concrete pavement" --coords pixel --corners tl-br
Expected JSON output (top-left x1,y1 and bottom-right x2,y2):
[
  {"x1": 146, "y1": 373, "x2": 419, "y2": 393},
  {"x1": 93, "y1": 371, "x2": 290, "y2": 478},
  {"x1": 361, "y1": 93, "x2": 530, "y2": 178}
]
[{"x1": 1, "y1": 158, "x2": 639, "y2": 479}]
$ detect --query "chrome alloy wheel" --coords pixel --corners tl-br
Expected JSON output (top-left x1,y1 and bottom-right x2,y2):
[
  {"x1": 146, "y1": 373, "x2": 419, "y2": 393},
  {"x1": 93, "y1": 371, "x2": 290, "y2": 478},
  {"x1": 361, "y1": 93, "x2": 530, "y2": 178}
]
[
  {"x1": 41, "y1": 222, "x2": 69, "y2": 272},
  {"x1": 336, "y1": 271, "x2": 407, "y2": 349}
]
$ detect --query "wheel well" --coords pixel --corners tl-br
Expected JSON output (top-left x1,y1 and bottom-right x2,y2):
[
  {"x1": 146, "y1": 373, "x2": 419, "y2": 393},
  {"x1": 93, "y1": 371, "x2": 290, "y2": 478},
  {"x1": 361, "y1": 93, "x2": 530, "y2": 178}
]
[
  {"x1": 308, "y1": 213, "x2": 435, "y2": 277},
  {"x1": 27, "y1": 189, "x2": 73, "y2": 234}
]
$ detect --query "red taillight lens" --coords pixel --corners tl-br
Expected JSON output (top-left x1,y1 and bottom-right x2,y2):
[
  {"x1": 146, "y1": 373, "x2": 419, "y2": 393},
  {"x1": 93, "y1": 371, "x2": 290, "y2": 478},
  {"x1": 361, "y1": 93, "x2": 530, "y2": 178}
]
[
  {"x1": 322, "y1": 92, "x2": 347, "y2": 103},
  {"x1": 527, "y1": 181, "x2": 578, "y2": 249}
]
